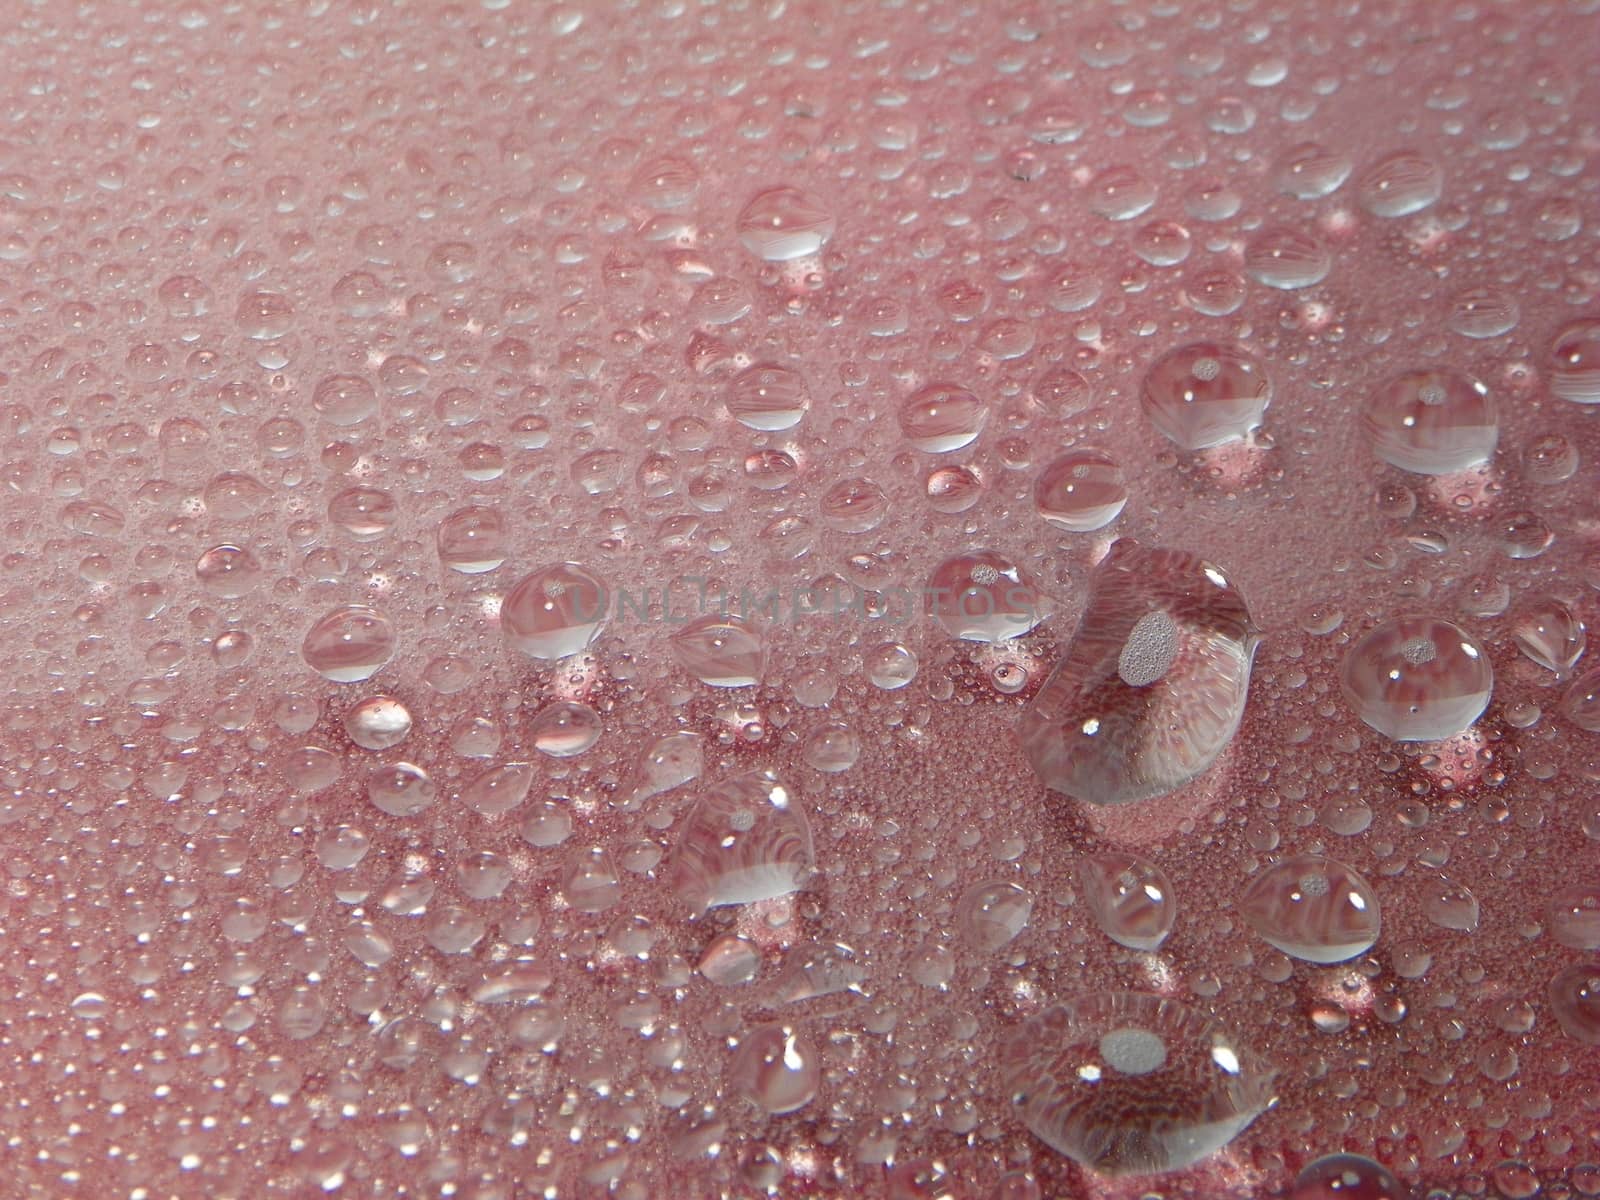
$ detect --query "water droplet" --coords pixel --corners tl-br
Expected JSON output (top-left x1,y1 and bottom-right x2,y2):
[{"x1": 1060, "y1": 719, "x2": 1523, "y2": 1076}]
[
  {"x1": 1291, "y1": 1153, "x2": 1406, "y2": 1200},
  {"x1": 957, "y1": 881, "x2": 1033, "y2": 951},
  {"x1": 312, "y1": 374, "x2": 379, "y2": 426},
  {"x1": 671, "y1": 615, "x2": 766, "y2": 687},
  {"x1": 1550, "y1": 316, "x2": 1600, "y2": 404},
  {"x1": 1034, "y1": 449, "x2": 1128, "y2": 533},
  {"x1": 530, "y1": 701, "x2": 603, "y2": 757},
  {"x1": 1341, "y1": 616, "x2": 1493, "y2": 741},
  {"x1": 925, "y1": 550, "x2": 1051, "y2": 643},
  {"x1": 437, "y1": 505, "x2": 507, "y2": 574},
  {"x1": 1087, "y1": 165, "x2": 1157, "y2": 220},
  {"x1": 1523, "y1": 432, "x2": 1579, "y2": 484},
  {"x1": 1244, "y1": 226, "x2": 1331, "y2": 290},
  {"x1": 729, "y1": 1024, "x2": 820, "y2": 1114},
  {"x1": 1000, "y1": 992, "x2": 1276, "y2": 1176},
  {"x1": 1239, "y1": 854, "x2": 1381, "y2": 963},
  {"x1": 1446, "y1": 287, "x2": 1520, "y2": 339},
  {"x1": 665, "y1": 770, "x2": 815, "y2": 914},
  {"x1": 1078, "y1": 853, "x2": 1176, "y2": 951},
  {"x1": 462, "y1": 763, "x2": 535, "y2": 817},
  {"x1": 1513, "y1": 596, "x2": 1585, "y2": 674},
  {"x1": 736, "y1": 185, "x2": 835, "y2": 261},
  {"x1": 900, "y1": 383, "x2": 988, "y2": 452},
  {"x1": 1274, "y1": 142, "x2": 1352, "y2": 199},
  {"x1": 1019, "y1": 541, "x2": 1258, "y2": 805},
  {"x1": 1361, "y1": 368, "x2": 1497, "y2": 474},
  {"x1": 1549, "y1": 883, "x2": 1600, "y2": 949},
  {"x1": 866, "y1": 642, "x2": 919, "y2": 690},
  {"x1": 367, "y1": 762, "x2": 437, "y2": 817},
  {"x1": 302, "y1": 605, "x2": 396, "y2": 683},
  {"x1": 925, "y1": 464, "x2": 984, "y2": 513},
  {"x1": 501, "y1": 563, "x2": 608, "y2": 659},
  {"x1": 803, "y1": 722, "x2": 860, "y2": 773},
  {"x1": 344, "y1": 695, "x2": 412, "y2": 751},
  {"x1": 1562, "y1": 668, "x2": 1600, "y2": 732},
  {"x1": 820, "y1": 477, "x2": 889, "y2": 533},
  {"x1": 1548, "y1": 963, "x2": 1600, "y2": 1044},
  {"x1": 727, "y1": 363, "x2": 809, "y2": 431},
  {"x1": 1357, "y1": 150, "x2": 1443, "y2": 217},
  {"x1": 195, "y1": 544, "x2": 263, "y2": 599},
  {"x1": 1422, "y1": 873, "x2": 1480, "y2": 933},
  {"x1": 1141, "y1": 343, "x2": 1271, "y2": 450}
]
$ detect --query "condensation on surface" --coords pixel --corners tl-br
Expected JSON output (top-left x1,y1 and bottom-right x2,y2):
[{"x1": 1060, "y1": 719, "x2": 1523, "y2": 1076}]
[{"x1": 2, "y1": 1, "x2": 1599, "y2": 1198}]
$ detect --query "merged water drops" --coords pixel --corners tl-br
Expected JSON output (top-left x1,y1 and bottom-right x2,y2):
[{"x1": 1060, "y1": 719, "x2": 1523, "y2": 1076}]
[
  {"x1": 1341, "y1": 616, "x2": 1493, "y2": 741},
  {"x1": 665, "y1": 770, "x2": 815, "y2": 914},
  {"x1": 1141, "y1": 343, "x2": 1271, "y2": 450},
  {"x1": 735, "y1": 185, "x2": 835, "y2": 261},
  {"x1": 501, "y1": 562, "x2": 609, "y2": 659},
  {"x1": 1239, "y1": 854, "x2": 1381, "y2": 964},
  {"x1": 1034, "y1": 449, "x2": 1128, "y2": 533},
  {"x1": 1361, "y1": 368, "x2": 1497, "y2": 475},
  {"x1": 925, "y1": 550, "x2": 1051, "y2": 643},
  {"x1": 1077, "y1": 853, "x2": 1176, "y2": 951},
  {"x1": 1000, "y1": 992, "x2": 1276, "y2": 1176},
  {"x1": 302, "y1": 604, "x2": 396, "y2": 682},
  {"x1": 1018, "y1": 540, "x2": 1259, "y2": 805}
]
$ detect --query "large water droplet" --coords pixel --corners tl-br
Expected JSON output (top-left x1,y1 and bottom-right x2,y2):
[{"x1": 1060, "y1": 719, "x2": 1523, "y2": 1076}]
[
  {"x1": 1141, "y1": 343, "x2": 1271, "y2": 450},
  {"x1": 957, "y1": 881, "x2": 1033, "y2": 951},
  {"x1": 1018, "y1": 541, "x2": 1259, "y2": 805},
  {"x1": 1549, "y1": 316, "x2": 1600, "y2": 404},
  {"x1": 1422, "y1": 873, "x2": 1481, "y2": 933},
  {"x1": 900, "y1": 382, "x2": 988, "y2": 452},
  {"x1": 1512, "y1": 595, "x2": 1585, "y2": 675},
  {"x1": 1034, "y1": 449, "x2": 1128, "y2": 532},
  {"x1": 1561, "y1": 668, "x2": 1600, "y2": 732},
  {"x1": 302, "y1": 605, "x2": 396, "y2": 683},
  {"x1": 728, "y1": 1024, "x2": 820, "y2": 1114},
  {"x1": 1549, "y1": 883, "x2": 1600, "y2": 949},
  {"x1": 367, "y1": 762, "x2": 437, "y2": 817},
  {"x1": 1239, "y1": 854, "x2": 1381, "y2": 963},
  {"x1": 1361, "y1": 368, "x2": 1497, "y2": 475},
  {"x1": 437, "y1": 505, "x2": 507, "y2": 574},
  {"x1": 665, "y1": 770, "x2": 815, "y2": 914},
  {"x1": 1243, "y1": 225, "x2": 1331, "y2": 290},
  {"x1": 1357, "y1": 149, "x2": 1443, "y2": 217},
  {"x1": 1078, "y1": 853, "x2": 1177, "y2": 951},
  {"x1": 736, "y1": 185, "x2": 835, "y2": 261},
  {"x1": 1341, "y1": 616, "x2": 1492, "y2": 741},
  {"x1": 1000, "y1": 991, "x2": 1276, "y2": 1176},
  {"x1": 501, "y1": 563, "x2": 608, "y2": 659},
  {"x1": 1274, "y1": 142, "x2": 1352, "y2": 199},
  {"x1": 1291, "y1": 1153, "x2": 1407, "y2": 1200},
  {"x1": 925, "y1": 550, "x2": 1051, "y2": 643}
]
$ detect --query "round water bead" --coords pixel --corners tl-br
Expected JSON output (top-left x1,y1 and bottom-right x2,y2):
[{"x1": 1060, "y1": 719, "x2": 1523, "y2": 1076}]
[
  {"x1": 344, "y1": 695, "x2": 412, "y2": 751},
  {"x1": 1341, "y1": 616, "x2": 1493, "y2": 741},
  {"x1": 1243, "y1": 225, "x2": 1331, "y2": 290},
  {"x1": 865, "y1": 642, "x2": 919, "y2": 690},
  {"x1": 956, "y1": 880, "x2": 1033, "y2": 951},
  {"x1": 728, "y1": 1024, "x2": 820, "y2": 1114},
  {"x1": 367, "y1": 762, "x2": 437, "y2": 818},
  {"x1": 1291, "y1": 1153, "x2": 1407, "y2": 1200},
  {"x1": 1034, "y1": 449, "x2": 1128, "y2": 533},
  {"x1": 925, "y1": 549, "x2": 1052, "y2": 643},
  {"x1": 1361, "y1": 368, "x2": 1497, "y2": 474},
  {"x1": 727, "y1": 363, "x2": 809, "y2": 431},
  {"x1": 1077, "y1": 853, "x2": 1176, "y2": 951},
  {"x1": 900, "y1": 382, "x2": 988, "y2": 452},
  {"x1": 670, "y1": 614, "x2": 766, "y2": 687},
  {"x1": 302, "y1": 604, "x2": 396, "y2": 683},
  {"x1": 1141, "y1": 343, "x2": 1271, "y2": 451},
  {"x1": 736, "y1": 185, "x2": 835, "y2": 261},
  {"x1": 999, "y1": 991, "x2": 1276, "y2": 1176},
  {"x1": 1548, "y1": 883, "x2": 1600, "y2": 949},
  {"x1": 819, "y1": 476, "x2": 889, "y2": 533},
  {"x1": 1550, "y1": 316, "x2": 1600, "y2": 405},
  {"x1": 1018, "y1": 540, "x2": 1259, "y2": 805},
  {"x1": 1548, "y1": 963, "x2": 1600, "y2": 1044},
  {"x1": 1238, "y1": 854, "x2": 1381, "y2": 964},
  {"x1": 1356, "y1": 149, "x2": 1443, "y2": 217},
  {"x1": 437, "y1": 505, "x2": 507, "y2": 574},
  {"x1": 501, "y1": 562, "x2": 609, "y2": 659},
  {"x1": 529, "y1": 701, "x2": 603, "y2": 758}
]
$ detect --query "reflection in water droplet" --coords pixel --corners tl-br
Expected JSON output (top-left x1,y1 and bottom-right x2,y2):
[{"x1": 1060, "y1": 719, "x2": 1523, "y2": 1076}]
[
  {"x1": 1446, "y1": 287, "x2": 1520, "y2": 339},
  {"x1": 437, "y1": 505, "x2": 507, "y2": 574},
  {"x1": 302, "y1": 605, "x2": 396, "y2": 683},
  {"x1": 665, "y1": 770, "x2": 814, "y2": 914},
  {"x1": 1362, "y1": 368, "x2": 1497, "y2": 475},
  {"x1": 1341, "y1": 616, "x2": 1493, "y2": 741},
  {"x1": 367, "y1": 761, "x2": 437, "y2": 817},
  {"x1": 1019, "y1": 541, "x2": 1258, "y2": 805},
  {"x1": 925, "y1": 550, "x2": 1051, "y2": 643},
  {"x1": 736, "y1": 185, "x2": 835, "y2": 261},
  {"x1": 866, "y1": 642, "x2": 919, "y2": 690},
  {"x1": 727, "y1": 363, "x2": 809, "y2": 431},
  {"x1": 1035, "y1": 450, "x2": 1127, "y2": 532},
  {"x1": 1239, "y1": 854, "x2": 1381, "y2": 963},
  {"x1": 1244, "y1": 226, "x2": 1331, "y2": 290},
  {"x1": 671, "y1": 615, "x2": 766, "y2": 687},
  {"x1": 1291, "y1": 1153, "x2": 1407, "y2": 1200},
  {"x1": 900, "y1": 382, "x2": 988, "y2": 452},
  {"x1": 530, "y1": 701, "x2": 603, "y2": 758},
  {"x1": 1078, "y1": 853, "x2": 1176, "y2": 951},
  {"x1": 1141, "y1": 343, "x2": 1271, "y2": 450},
  {"x1": 729, "y1": 1024, "x2": 820, "y2": 1114},
  {"x1": 501, "y1": 562, "x2": 608, "y2": 659},
  {"x1": 1000, "y1": 992, "x2": 1276, "y2": 1176},
  {"x1": 1550, "y1": 316, "x2": 1600, "y2": 405},
  {"x1": 1274, "y1": 142, "x2": 1352, "y2": 199},
  {"x1": 344, "y1": 695, "x2": 412, "y2": 751},
  {"x1": 1357, "y1": 149, "x2": 1443, "y2": 217}
]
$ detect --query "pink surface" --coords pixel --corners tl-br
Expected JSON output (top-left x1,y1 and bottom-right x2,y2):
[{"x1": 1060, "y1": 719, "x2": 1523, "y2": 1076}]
[{"x1": 3, "y1": 1, "x2": 1599, "y2": 1196}]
